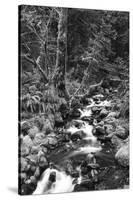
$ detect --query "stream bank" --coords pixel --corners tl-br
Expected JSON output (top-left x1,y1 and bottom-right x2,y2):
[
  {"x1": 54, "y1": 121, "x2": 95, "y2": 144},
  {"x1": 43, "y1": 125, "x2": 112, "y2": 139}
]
[{"x1": 19, "y1": 90, "x2": 129, "y2": 195}]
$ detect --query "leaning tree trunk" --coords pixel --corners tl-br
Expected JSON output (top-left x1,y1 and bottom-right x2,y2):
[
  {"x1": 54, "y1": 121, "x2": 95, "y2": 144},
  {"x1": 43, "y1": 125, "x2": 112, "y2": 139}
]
[{"x1": 52, "y1": 8, "x2": 69, "y2": 100}]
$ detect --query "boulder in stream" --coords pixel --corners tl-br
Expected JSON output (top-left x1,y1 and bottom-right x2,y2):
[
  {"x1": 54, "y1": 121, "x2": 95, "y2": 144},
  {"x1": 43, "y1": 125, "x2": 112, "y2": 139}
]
[
  {"x1": 91, "y1": 106, "x2": 101, "y2": 114},
  {"x1": 115, "y1": 143, "x2": 129, "y2": 167},
  {"x1": 99, "y1": 108, "x2": 109, "y2": 119},
  {"x1": 93, "y1": 125, "x2": 105, "y2": 136},
  {"x1": 49, "y1": 171, "x2": 56, "y2": 182},
  {"x1": 70, "y1": 130, "x2": 85, "y2": 141}
]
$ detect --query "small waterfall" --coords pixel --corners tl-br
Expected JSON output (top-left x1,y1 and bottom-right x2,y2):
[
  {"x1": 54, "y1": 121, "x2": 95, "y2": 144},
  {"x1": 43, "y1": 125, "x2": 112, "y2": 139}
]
[
  {"x1": 33, "y1": 168, "x2": 74, "y2": 194},
  {"x1": 78, "y1": 108, "x2": 92, "y2": 118},
  {"x1": 67, "y1": 98, "x2": 103, "y2": 156},
  {"x1": 33, "y1": 97, "x2": 111, "y2": 194}
]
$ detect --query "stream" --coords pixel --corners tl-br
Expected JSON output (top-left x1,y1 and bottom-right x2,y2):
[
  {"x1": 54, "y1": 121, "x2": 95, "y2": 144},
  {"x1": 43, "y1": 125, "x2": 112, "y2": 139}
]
[{"x1": 33, "y1": 96, "x2": 116, "y2": 195}]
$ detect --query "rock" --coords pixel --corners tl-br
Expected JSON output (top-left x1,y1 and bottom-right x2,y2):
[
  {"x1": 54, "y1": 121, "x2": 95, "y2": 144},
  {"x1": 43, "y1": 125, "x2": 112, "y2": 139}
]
[
  {"x1": 71, "y1": 131, "x2": 85, "y2": 141},
  {"x1": 99, "y1": 108, "x2": 108, "y2": 118},
  {"x1": 86, "y1": 153, "x2": 96, "y2": 164},
  {"x1": 94, "y1": 125, "x2": 105, "y2": 136},
  {"x1": 105, "y1": 88, "x2": 109, "y2": 95},
  {"x1": 33, "y1": 133, "x2": 45, "y2": 146},
  {"x1": 28, "y1": 126, "x2": 39, "y2": 139},
  {"x1": 47, "y1": 136, "x2": 58, "y2": 146},
  {"x1": 115, "y1": 144, "x2": 129, "y2": 167},
  {"x1": 34, "y1": 116, "x2": 46, "y2": 131},
  {"x1": 71, "y1": 171, "x2": 79, "y2": 178},
  {"x1": 115, "y1": 126, "x2": 127, "y2": 139},
  {"x1": 71, "y1": 120, "x2": 83, "y2": 128},
  {"x1": 54, "y1": 112, "x2": 64, "y2": 127},
  {"x1": 65, "y1": 160, "x2": 74, "y2": 174},
  {"x1": 93, "y1": 96, "x2": 100, "y2": 102},
  {"x1": 41, "y1": 146, "x2": 48, "y2": 154},
  {"x1": 49, "y1": 171, "x2": 56, "y2": 182},
  {"x1": 39, "y1": 137, "x2": 49, "y2": 147},
  {"x1": 30, "y1": 176, "x2": 37, "y2": 185},
  {"x1": 61, "y1": 132, "x2": 70, "y2": 142},
  {"x1": 34, "y1": 167, "x2": 40, "y2": 178},
  {"x1": 104, "y1": 117, "x2": 118, "y2": 128},
  {"x1": 23, "y1": 135, "x2": 33, "y2": 148},
  {"x1": 74, "y1": 184, "x2": 88, "y2": 192},
  {"x1": 97, "y1": 135, "x2": 111, "y2": 142},
  {"x1": 81, "y1": 116, "x2": 93, "y2": 124},
  {"x1": 80, "y1": 160, "x2": 88, "y2": 176},
  {"x1": 24, "y1": 179, "x2": 37, "y2": 194},
  {"x1": 42, "y1": 119, "x2": 53, "y2": 134},
  {"x1": 74, "y1": 179, "x2": 95, "y2": 191},
  {"x1": 107, "y1": 112, "x2": 118, "y2": 118},
  {"x1": 20, "y1": 157, "x2": 29, "y2": 172},
  {"x1": 21, "y1": 121, "x2": 31, "y2": 135},
  {"x1": 30, "y1": 145, "x2": 41, "y2": 155},
  {"x1": 91, "y1": 106, "x2": 101, "y2": 114},
  {"x1": 105, "y1": 133, "x2": 114, "y2": 140},
  {"x1": 81, "y1": 167, "x2": 88, "y2": 175},
  {"x1": 21, "y1": 144, "x2": 30, "y2": 156},
  {"x1": 97, "y1": 121, "x2": 104, "y2": 126},
  {"x1": 111, "y1": 135, "x2": 124, "y2": 152},
  {"x1": 105, "y1": 124, "x2": 114, "y2": 135},
  {"x1": 19, "y1": 173, "x2": 27, "y2": 184},
  {"x1": 30, "y1": 164, "x2": 37, "y2": 174},
  {"x1": 38, "y1": 155, "x2": 48, "y2": 168},
  {"x1": 19, "y1": 184, "x2": 29, "y2": 195},
  {"x1": 26, "y1": 154, "x2": 38, "y2": 164},
  {"x1": 37, "y1": 149, "x2": 45, "y2": 159},
  {"x1": 80, "y1": 178, "x2": 94, "y2": 189}
]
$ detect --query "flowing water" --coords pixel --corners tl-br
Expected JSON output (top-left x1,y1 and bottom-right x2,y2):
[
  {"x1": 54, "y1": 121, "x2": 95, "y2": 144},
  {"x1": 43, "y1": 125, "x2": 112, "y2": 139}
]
[
  {"x1": 34, "y1": 97, "x2": 114, "y2": 194},
  {"x1": 33, "y1": 168, "x2": 74, "y2": 194}
]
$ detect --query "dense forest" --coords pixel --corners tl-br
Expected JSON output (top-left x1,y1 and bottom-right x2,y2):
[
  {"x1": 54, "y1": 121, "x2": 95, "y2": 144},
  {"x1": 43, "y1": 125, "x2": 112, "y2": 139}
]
[{"x1": 19, "y1": 5, "x2": 129, "y2": 195}]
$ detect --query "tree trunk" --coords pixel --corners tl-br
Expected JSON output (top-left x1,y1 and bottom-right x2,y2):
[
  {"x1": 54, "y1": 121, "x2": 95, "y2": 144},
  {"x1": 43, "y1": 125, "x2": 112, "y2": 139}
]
[{"x1": 52, "y1": 8, "x2": 69, "y2": 100}]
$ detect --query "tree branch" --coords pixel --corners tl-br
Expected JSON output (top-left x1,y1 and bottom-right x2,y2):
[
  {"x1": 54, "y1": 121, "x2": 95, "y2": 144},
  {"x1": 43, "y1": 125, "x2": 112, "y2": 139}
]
[{"x1": 23, "y1": 43, "x2": 48, "y2": 83}]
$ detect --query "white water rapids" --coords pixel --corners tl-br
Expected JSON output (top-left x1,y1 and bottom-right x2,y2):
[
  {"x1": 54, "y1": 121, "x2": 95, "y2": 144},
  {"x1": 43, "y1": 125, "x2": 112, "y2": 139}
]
[
  {"x1": 33, "y1": 168, "x2": 74, "y2": 194},
  {"x1": 34, "y1": 98, "x2": 111, "y2": 194}
]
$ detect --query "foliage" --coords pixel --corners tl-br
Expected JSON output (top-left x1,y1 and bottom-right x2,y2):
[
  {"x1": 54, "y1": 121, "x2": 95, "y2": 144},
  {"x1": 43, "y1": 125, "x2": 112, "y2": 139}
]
[{"x1": 20, "y1": 5, "x2": 129, "y2": 121}]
